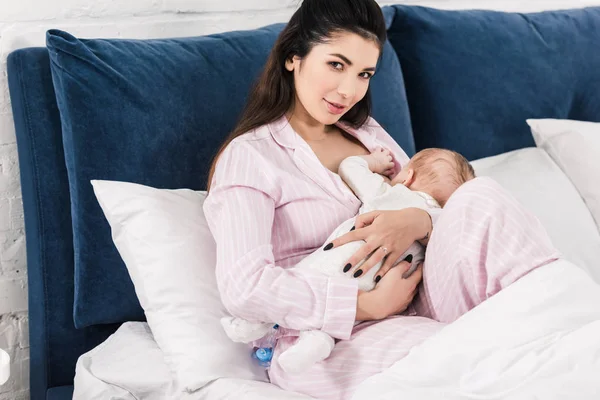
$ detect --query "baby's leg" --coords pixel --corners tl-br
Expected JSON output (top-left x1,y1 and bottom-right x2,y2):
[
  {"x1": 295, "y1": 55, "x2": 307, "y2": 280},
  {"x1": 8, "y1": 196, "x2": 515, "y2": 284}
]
[{"x1": 276, "y1": 330, "x2": 335, "y2": 374}]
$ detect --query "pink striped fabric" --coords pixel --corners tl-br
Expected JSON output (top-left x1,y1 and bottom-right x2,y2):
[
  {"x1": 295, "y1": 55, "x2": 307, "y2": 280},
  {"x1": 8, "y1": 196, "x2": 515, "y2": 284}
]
[
  {"x1": 203, "y1": 116, "x2": 560, "y2": 399},
  {"x1": 412, "y1": 177, "x2": 561, "y2": 323}
]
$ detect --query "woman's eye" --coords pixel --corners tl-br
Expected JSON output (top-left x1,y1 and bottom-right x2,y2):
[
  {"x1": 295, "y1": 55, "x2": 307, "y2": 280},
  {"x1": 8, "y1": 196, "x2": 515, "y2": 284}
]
[
  {"x1": 329, "y1": 62, "x2": 343, "y2": 70},
  {"x1": 359, "y1": 72, "x2": 373, "y2": 79}
]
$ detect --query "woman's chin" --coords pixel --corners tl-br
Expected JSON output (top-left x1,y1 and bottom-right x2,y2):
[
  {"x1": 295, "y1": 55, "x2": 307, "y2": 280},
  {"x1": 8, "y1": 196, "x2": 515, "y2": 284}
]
[
  {"x1": 316, "y1": 111, "x2": 344, "y2": 126},
  {"x1": 303, "y1": 106, "x2": 346, "y2": 126}
]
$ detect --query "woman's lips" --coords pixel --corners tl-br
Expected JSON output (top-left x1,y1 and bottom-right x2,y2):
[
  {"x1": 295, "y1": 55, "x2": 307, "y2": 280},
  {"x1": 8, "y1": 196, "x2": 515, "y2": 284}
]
[{"x1": 324, "y1": 99, "x2": 347, "y2": 114}]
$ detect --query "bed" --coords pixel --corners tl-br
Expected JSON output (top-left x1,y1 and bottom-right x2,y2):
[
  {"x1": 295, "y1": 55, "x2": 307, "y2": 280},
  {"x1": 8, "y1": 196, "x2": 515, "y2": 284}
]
[{"x1": 7, "y1": 3, "x2": 600, "y2": 400}]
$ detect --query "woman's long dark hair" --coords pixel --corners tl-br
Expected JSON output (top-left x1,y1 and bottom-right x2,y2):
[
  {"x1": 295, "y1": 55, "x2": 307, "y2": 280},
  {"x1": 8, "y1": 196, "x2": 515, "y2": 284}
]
[{"x1": 207, "y1": 0, "x2": 387, "y2": 189}]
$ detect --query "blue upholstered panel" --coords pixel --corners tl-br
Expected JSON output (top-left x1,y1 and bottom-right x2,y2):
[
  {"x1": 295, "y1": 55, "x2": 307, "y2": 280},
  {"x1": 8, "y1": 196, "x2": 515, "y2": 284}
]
[
  {"x1": 388, "y1": 6, "x2": 600, "y2": 160},
  {"x1": 46, "y1": 386, "x2": 74, "y2": 400},
  {"x1": 7, "y1": 49, "x2": 120, "y2": 400},
  {"x1": 45, "y1": 21, "x2": 412, "y2": 327}
]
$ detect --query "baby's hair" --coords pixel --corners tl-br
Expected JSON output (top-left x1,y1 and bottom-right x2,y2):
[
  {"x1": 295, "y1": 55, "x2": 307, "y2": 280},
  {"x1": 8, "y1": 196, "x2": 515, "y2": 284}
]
[{"x1": 409, "y1": 148, "x2": 475, "y2": 206}]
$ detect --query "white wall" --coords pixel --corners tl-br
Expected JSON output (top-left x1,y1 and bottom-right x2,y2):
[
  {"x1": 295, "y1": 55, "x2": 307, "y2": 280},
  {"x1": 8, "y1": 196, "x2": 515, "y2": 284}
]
[{"x1": 0, "y1": 0, "x2": 598, "y2": 398}]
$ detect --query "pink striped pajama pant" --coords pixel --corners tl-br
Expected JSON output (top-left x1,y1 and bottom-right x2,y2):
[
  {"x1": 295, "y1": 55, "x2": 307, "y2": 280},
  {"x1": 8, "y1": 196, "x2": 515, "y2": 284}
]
[{"x1": 268, "y1": 177, "x2": 561, "y2": 400}]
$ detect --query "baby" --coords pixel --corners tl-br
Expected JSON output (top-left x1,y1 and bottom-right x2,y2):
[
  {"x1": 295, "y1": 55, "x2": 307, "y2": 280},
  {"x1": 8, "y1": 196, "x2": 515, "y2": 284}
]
[{"x1": 221, "y1": 147, "x2": 475, "y2": 373}]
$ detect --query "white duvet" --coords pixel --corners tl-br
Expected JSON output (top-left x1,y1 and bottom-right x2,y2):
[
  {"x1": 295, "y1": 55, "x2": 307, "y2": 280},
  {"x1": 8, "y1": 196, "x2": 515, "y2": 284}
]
[
  {"x1": 74, "y1": 259, "x2": 600, "y2": 400},
  {"x1": 354, "y1": 259, "x2": 600, "y2": 400}
]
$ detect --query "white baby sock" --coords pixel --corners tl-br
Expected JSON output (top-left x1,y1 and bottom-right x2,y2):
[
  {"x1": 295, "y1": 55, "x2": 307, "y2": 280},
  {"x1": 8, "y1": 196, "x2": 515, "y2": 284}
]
[{"x1": 277, "y1": 330, "x2": 335, "y2": 374}]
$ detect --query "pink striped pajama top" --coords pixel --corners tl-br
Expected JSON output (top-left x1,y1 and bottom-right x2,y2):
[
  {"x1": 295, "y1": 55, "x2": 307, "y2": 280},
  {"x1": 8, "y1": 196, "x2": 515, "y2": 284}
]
[
  {"x1": 203, "y1": 115, "x2": 560, "y2": 399},
  {"x1": 204, "y1": 116, "x2": 410, "y2": 340}
]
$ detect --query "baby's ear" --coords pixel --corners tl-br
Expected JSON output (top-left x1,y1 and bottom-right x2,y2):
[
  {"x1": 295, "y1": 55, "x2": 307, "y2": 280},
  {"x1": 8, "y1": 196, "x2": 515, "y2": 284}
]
[{"x1": 403, "y1": 168, "x2": 415, "y2": 187}]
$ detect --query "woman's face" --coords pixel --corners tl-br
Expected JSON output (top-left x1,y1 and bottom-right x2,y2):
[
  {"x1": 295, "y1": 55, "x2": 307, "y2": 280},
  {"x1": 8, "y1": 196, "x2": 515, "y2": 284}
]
[{"x1": 285, "y1": 31, "x2": 380, "y2": 126}]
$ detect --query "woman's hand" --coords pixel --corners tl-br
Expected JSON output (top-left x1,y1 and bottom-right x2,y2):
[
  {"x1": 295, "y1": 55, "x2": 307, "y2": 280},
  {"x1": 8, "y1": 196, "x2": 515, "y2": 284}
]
[
  {"x1": 327, "y1": 208, "x2": 432, "y2": 280},
  {"x1": 356, "y1": 261, "x2": 423, "y2": 321}
]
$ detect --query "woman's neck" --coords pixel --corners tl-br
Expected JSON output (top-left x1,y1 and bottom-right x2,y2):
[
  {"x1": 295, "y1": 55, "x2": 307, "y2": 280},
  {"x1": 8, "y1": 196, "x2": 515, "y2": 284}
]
[{"x1": 286, "y1": 108, "x2": 335, "y2": 142}]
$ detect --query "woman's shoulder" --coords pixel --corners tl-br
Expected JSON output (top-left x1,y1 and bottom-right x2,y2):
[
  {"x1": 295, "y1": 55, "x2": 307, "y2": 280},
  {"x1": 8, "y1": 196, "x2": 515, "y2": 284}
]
[
  {"x1": 222, "y1": 123, "x2": 282, "y2": 159},
  {"x1": 231, "y1": 123, "x2": 272, "y2": 144},
  {"x1": 212, "y1": 123, "x2": 284, "y2": 192}
]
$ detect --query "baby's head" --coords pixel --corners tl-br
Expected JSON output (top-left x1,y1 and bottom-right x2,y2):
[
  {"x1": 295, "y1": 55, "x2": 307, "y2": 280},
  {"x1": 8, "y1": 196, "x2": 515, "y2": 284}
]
[{"x1": 392, "y1": 148, "x2": 475, "y2": 206}]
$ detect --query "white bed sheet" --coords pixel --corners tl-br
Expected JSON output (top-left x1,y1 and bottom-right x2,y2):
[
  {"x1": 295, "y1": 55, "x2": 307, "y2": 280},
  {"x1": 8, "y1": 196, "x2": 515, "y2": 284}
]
[{"x1": 73, "y1": 322, "x2": 313, "y2": 400}]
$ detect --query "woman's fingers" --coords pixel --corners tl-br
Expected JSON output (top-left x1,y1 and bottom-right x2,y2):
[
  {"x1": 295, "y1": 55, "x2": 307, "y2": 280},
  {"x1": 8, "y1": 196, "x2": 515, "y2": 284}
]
[
  {"x1": 374, "y1": 255, "x2": 418, "y2": 282},
  {"x1": 354, "y1": 211, "x2": 381, "y2": 229},
  {"x1": 406, "y1": 263, "x2": 423, "y2": 287},
  {"x1": 325, "y1": 211, "x2": 380, "y2": 249},
  {"x1": 326, "y1": 228, "x2": 363, "y2": 250},
  {"x1": 342, "y1": 242, "x2": 379, "y2": 276},
  {"x1": 408, "y1": 287, "x2": 419, "y2": 304},
  {"x1": 375, "y1": 254, "x2": 403, "y2": 282},
  {"x1": 350, "y1": 245, "x2": 389, "y2": 278},
  {"x1": 401, "y1": 258, "x2": 419, "y2": 279}
]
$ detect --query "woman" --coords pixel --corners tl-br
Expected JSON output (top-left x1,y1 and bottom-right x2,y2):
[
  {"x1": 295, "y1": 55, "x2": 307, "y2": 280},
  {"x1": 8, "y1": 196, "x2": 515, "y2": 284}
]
[{"x1": 203, "y1": 0, "x2": 560, "y2": 398}]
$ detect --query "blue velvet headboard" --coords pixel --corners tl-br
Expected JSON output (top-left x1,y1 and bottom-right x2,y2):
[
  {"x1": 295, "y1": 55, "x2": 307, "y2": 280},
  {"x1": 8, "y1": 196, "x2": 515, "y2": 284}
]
[
  {"x1": 6, "y1": 49, "x2": 121, "y2": 400},
  {"x1": 7, "y1": 5, "x2": 600, "y2": 400}
]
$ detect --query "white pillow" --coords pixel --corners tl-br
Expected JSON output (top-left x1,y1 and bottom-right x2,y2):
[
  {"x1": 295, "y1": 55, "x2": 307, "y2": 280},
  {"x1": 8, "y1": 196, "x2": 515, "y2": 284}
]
[
  {"x1": 527, "y1": 118, "x2": 600, "y2": 230},
  {"x1": 471, "y1": 148, "x2": 600, "y2": 283},
  {"x1": 91, "y1": 180, "x2": 267, "y2": 393}
]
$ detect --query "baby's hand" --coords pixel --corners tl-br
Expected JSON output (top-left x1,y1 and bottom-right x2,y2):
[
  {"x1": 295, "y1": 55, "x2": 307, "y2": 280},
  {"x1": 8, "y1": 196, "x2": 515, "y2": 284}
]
[{"x1": 367, "y1": 148, "x2": 395, "y2": 176}]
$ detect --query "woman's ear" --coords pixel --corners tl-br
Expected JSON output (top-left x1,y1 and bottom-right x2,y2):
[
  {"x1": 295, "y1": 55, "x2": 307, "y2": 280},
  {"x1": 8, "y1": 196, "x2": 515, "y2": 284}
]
[
  {"x1": 285, "y1": 57, "x2": 294, "y2": 71},
  {"x1": 285, "y1": 55, "x2": 300, "y2": 72}
]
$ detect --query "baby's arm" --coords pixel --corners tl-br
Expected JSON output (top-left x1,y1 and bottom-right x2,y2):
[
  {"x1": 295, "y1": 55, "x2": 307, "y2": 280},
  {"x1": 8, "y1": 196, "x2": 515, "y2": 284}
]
[
  {"x1": 338, "y1": 149, "x2": 394, "y2": 204},
  {"x1": 362, "y1": 148, "x2": 395, "y2": 177}
]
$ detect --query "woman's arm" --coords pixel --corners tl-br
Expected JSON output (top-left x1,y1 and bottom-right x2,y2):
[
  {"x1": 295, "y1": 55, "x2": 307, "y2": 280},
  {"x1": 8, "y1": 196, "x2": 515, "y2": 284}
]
[{"x1": 204, "y1": 142, "x2": 359, "y2": 340}]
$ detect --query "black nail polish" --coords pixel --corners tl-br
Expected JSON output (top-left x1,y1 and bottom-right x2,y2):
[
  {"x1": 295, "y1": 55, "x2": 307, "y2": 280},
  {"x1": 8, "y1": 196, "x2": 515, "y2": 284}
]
[
  {"x1": 324, "y1": 243, "x2": 333, "y2": 251},
  {"x1": 404, "y1": 254, "x2": 413, "y2": 263},
  {"x1": 343, "y1": 263, "x2": 352, "y2": 273},
  {"x1": 375, "y1": 275, "x2": 381, "y2": 283},
  {"x1": 353, "y1": 269, "x2": 363, "y2": 278},
  {"x1": 350, "y1": 226, "x2": 355, "y2": 231}
]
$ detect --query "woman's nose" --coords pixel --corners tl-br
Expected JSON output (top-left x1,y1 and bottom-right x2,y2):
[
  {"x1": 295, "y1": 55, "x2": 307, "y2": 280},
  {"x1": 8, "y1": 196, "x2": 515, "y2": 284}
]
[{"x1": 337, "y1": 76, "x2": 356, "y2": 99}]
